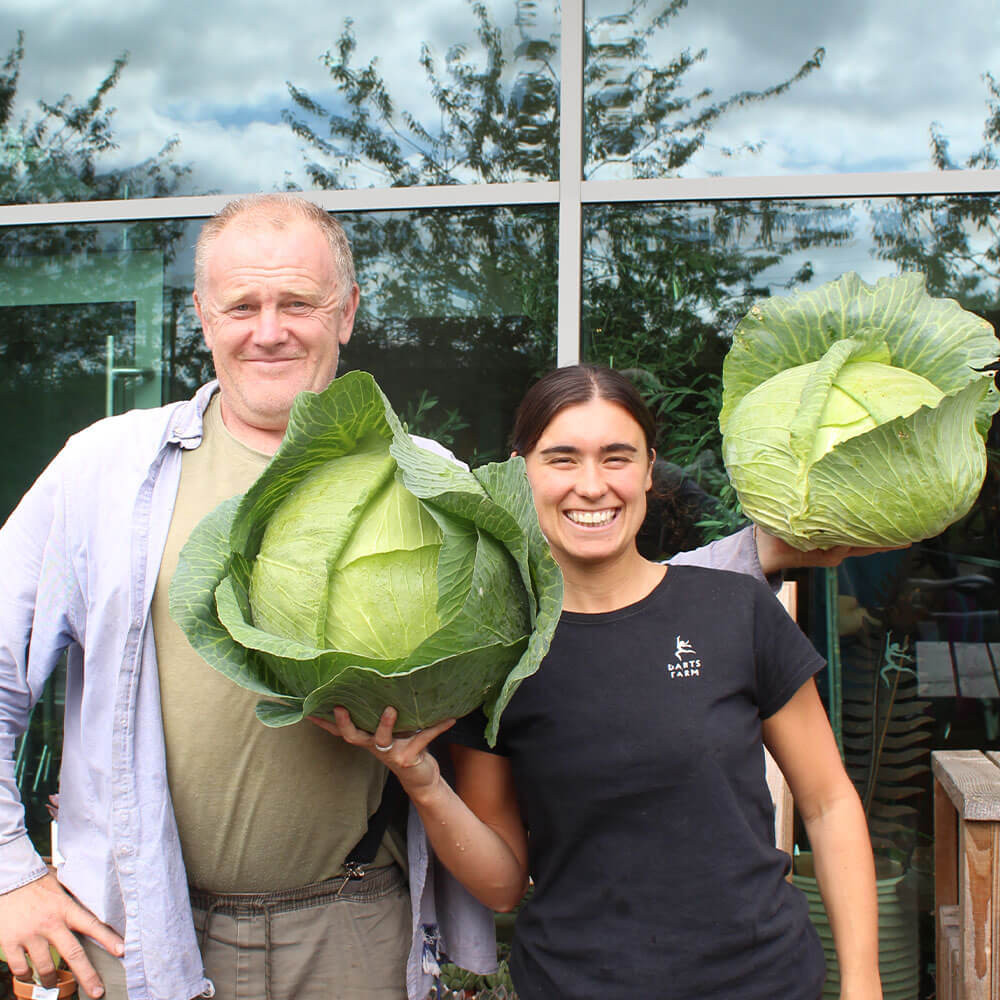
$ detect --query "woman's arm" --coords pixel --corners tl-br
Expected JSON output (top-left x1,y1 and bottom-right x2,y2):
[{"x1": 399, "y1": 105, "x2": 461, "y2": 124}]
[
  {"x1": 311, "y1": 707, "x2": 529, "y2": 911},
  {"x1": 762, "y1": 680, "x2": 882, "y2": 1000}
]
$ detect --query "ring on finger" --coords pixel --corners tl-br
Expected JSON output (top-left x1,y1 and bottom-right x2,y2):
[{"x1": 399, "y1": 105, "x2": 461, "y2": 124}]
[{"x1": 374, "y1": 741, "x2": 395, "y2": 752}]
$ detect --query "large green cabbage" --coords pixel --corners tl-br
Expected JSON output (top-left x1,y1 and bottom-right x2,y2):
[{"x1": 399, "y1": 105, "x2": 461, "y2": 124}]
[
  {"x1": 170, "y1": 371, "x2": 562, "y2": 745},
  {"x1": 720, "y1": 272, "x2": 999, "y2": 550}
]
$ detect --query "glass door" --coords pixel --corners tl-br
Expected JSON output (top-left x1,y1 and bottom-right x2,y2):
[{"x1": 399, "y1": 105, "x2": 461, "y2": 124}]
[{"x1": 0, "y1": 248, "x2": 164, "y2": 855}]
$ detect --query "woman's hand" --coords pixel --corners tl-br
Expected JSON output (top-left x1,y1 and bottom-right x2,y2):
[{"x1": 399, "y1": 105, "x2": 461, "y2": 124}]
[
  {"x1": 309, "y1": 706, "x2": 455, "y2": 798},
  {"x1": 310, "y1": 706, "x2": 528, "y2": 910}
]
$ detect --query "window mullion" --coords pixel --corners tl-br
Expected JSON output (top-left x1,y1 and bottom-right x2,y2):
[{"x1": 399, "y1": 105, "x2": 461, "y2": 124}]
[{"x1": 557, "y1": 0, "x2": 585, "y2": 367}]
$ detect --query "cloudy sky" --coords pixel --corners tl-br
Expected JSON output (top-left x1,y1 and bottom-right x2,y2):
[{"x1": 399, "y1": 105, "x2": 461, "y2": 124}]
[{"x1": 2, "y1": 0, "x2": 997, "y2": 195}]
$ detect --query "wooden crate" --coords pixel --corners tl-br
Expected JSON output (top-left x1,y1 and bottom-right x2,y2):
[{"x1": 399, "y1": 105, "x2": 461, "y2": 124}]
[{"x1": 933, "y1": 750, "x2": 1000, "y2": 1000}]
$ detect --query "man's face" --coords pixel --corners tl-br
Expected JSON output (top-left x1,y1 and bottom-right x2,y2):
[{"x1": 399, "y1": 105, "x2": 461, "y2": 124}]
[{"x1": 193, "y1": 216, "x2": 359, "y2": 452}]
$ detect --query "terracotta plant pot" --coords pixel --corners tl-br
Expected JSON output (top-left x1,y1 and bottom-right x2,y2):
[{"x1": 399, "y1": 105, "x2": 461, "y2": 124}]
[{"x1": 12, "y1": 967, "x2": 77, "y2": 999}]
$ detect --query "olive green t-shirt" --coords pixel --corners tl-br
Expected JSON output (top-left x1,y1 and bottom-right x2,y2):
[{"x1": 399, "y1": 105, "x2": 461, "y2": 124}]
[{"x1": 151, "y1": 394, "x2": 397, "y2": 893}]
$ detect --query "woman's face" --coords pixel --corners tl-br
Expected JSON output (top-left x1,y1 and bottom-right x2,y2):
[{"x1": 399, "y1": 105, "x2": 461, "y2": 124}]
[{"x1": 522, "y1": 397, "x2": 654, "y2": 571}]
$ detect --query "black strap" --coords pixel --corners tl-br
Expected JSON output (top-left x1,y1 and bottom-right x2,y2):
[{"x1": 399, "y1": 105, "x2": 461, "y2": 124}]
[{"x1": 344, "y1": 772, "x2": 408, "y2": 866}]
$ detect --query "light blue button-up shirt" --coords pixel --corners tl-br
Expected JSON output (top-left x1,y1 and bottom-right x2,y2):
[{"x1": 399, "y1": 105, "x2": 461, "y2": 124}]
[
  {"x1": 0, "y1": 376, "x2": 766, "y2": 1000},
  {"x1": 0, "y1": 381, "x2": 218, "y2": 999}
]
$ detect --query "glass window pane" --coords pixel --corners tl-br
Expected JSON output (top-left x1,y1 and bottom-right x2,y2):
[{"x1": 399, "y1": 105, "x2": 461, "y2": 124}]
[
  {"x1": 337, "y1": 204, "x2": 558, "y2": 461},
  {"x1": 583, "y1": 193, "x2": 1000, "y2": 996},
  {"x1": 0, "y1": 0, "x2": 559, "y2": 202},
  {"x1": 0, "y1": 225, "x2": 180, "y2": 521},
  {"x1": 0, "y1": 203, "x2": 555, "y2": 511},
  {"x1": 584, "y1": 0, "x2": 997, "y2": 180}
]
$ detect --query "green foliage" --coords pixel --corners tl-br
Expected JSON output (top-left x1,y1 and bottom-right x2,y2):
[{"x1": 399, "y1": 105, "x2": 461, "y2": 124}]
[
  {"x1": 401, "y1": 391, "x2": 471, "y2": 451},
  {"x1": 434, "y1": 949, "x2": 517, "y2": 1000},
  {"x1": 621, "y1": 365, "x2": 746, "y2": 543}
]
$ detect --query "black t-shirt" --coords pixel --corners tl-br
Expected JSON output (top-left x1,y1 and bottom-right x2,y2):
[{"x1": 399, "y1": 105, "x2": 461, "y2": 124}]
[{"x1": 451, "y1": 566, "x2": 827, "y2": 1000}]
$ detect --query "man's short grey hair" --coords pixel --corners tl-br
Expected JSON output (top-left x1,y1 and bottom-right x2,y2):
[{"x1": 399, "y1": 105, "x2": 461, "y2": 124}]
[{"x1": 194, "y1": 193, "x2": 356, "y2": 303}]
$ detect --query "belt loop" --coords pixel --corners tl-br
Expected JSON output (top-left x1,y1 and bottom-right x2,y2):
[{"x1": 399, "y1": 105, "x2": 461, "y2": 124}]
[{"x1": 200, "y1": 898, "x2": 222, "y2": 955}]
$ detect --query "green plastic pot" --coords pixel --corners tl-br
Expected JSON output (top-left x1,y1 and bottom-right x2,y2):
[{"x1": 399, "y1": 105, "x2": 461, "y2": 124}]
[{"x1": 792, "y1": 852, "x2": 918, "y2": 1000}]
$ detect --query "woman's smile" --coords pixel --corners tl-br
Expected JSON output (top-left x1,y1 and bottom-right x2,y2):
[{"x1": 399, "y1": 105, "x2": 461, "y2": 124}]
[{"x1": 563, "y1": 508, "x2": 620, "y2": 527}]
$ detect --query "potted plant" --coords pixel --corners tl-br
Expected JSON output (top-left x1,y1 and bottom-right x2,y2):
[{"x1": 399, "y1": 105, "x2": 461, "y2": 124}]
[{"x1": 2, "y1": 943, "x2": 77, "y2": 1000}]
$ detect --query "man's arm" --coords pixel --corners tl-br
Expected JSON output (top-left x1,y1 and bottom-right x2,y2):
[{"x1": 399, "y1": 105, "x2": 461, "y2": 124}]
[
  {"x1": 667, "y1": 524, "x2": 770, "y2": 581},
  {"x1": 0, "y1": 456, "x2": 123, "y2": 997},
  {"x1": 667, "y1": 524, "x2": 906, "y2": 581},
  {"x1": 753, "y1": 527, "x2": 907, "y2": 575}
]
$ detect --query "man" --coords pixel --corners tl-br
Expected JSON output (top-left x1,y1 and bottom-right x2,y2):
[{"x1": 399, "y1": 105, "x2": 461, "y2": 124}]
[
  {"x1": 0, "y1": 193, "x2": 875, "y2": 1000},
  {"x1": 0, "y1": 194, "x2": 454, "y2": 1000}
]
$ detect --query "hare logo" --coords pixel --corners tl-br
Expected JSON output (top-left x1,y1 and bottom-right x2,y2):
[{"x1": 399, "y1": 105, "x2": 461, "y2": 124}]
[{"x1": 669, "y1": 636, "x2": 701, "y2": 679}]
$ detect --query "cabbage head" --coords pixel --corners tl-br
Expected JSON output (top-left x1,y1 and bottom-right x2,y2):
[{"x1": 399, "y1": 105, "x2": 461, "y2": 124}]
[
  {"x1": 170, "y1": 371, "x2": 562, "y2": 745},
  {"x1": 719, "y1": 272, "x2": 999, "y2": 550}
]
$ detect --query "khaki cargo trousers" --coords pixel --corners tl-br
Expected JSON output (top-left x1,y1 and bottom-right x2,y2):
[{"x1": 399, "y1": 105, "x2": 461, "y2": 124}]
[{"x1": 83, "y1": 865, "x2": 410, "y2": 1000}]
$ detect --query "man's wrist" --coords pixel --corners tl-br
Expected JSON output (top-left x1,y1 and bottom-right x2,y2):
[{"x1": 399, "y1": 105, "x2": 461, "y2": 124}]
[{"x1": 0, "y1": 834, "x2": 49, "y2": 895}]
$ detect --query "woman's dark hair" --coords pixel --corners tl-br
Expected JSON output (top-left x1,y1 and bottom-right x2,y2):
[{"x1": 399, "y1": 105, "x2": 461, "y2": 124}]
[{"x1": 510, "y1": 364, "x2": 656, "y2": 455}]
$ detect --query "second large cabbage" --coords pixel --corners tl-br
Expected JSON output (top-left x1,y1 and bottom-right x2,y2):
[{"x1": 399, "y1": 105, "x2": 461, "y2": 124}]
[{"x1": 720, "y1": 272, "x2": 999, "y2": 550}]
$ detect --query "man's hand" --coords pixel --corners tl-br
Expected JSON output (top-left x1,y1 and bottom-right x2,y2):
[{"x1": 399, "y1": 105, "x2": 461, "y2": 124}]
[
  {"x1": 755, "y1": 526, "x2": 909, "y2": 576},
  {"x1": 0, "y1": 872, "x2": 124, "y2": 999}
]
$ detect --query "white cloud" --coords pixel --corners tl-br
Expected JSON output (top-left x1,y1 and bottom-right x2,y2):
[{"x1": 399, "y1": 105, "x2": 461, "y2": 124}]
[
  {"x1": 0, "y1": 0, "x2": 996, "y2": 193},
  {"x1": 589, "y1": 0, "x2": 998, "y2": 178}
]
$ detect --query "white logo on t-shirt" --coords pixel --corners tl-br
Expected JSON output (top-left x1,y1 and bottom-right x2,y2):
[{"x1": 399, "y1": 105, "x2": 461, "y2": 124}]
[
  {"x1": 675, "y1": 636, "x2": 695, "y2": 661},
  {"x1": 668, "y1": 636, "x2": 701, "y2": 679}
]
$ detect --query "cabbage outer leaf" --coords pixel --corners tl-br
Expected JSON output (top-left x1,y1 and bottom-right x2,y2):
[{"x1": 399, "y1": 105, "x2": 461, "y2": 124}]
[{"x1": 720, "y1": 272, "x2": 999, "y2": 436}]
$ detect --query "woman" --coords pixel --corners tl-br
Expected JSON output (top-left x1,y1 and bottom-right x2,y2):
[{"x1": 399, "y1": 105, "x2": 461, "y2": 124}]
[{"x1": 316, "y1": 365, "x2": 882, "y2": 1000}]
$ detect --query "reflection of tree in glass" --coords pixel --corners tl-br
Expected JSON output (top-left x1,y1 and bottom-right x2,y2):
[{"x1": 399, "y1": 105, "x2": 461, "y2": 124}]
[
  {"x1": 286, "y1": 0, "x2": 566, "y2": 459},
  {"x1": 585, "y1": 197, "x2": 854, "y2": 544},
  {"x1": 284, "y1": 1, "x2": 852, "y2": 498},
  {"x1": 0, "y1": 31, "x2": 198, "y2": 512},
  {"x1": 1, "y1": 31, "x2": 189, "y2": 206},
  {"x1": 0, "y1": 30, "x2": 192, "y2": 263},
  {"x1": 869, "y1": 73, "x2": 1000, "y2": 320},
  {"x1": 867, "y1": 76, "x2": 1000, "y2": 561},
  {"x1": 337, "y1": 254, "x2": 555, "y2": 464},
  {"x1": 284, "y1": 0, "x2": 825, "y2": 186},
  {"x1": 584, "y1": 0, "x2": 822, "y2": 179}
]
